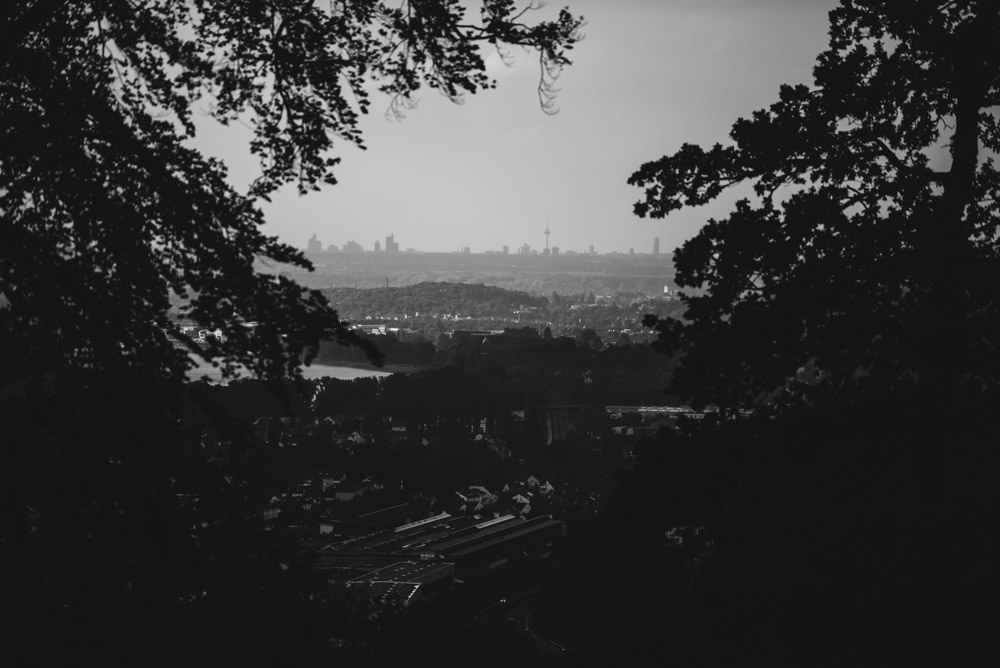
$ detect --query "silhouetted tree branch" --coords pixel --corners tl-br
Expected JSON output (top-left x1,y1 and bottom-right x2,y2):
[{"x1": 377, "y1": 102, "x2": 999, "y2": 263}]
[
  {"x1": 0, "y1": 0, "x2": 583, "y2": 388},
  {"x1": 631, "y1": 1, "x2": 1000, "y2": 410}
]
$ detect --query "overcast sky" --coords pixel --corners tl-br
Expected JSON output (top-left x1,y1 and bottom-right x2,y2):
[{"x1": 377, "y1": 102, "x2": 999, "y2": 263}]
[{"x1": 195, "y1": 0, "x2": 838, "y2": 255}]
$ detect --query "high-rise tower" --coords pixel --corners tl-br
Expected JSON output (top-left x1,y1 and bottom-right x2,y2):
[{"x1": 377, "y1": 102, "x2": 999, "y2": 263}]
[{"x1": 544, "y1": 226, "x2": 551, "y2": 253}]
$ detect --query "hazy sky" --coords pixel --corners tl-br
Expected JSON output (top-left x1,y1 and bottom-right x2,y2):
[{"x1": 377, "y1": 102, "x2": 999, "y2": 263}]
[{"x1": 195, "y1": 0, "x2": 838, "y2": 255}]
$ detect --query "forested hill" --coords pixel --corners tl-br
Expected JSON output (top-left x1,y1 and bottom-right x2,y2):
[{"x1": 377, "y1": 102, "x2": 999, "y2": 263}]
[{"x1": 322, "y1": 282, "x2": 547, "y2": 318}]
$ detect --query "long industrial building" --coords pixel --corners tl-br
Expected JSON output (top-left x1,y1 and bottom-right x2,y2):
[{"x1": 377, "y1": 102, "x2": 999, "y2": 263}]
[{"x1": 315, "y1": 512, "x2": 564, "y2": 583}]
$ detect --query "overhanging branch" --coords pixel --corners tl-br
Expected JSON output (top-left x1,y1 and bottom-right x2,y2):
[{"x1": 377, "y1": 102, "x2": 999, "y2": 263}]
[{"x1": 0, "y1": 0, "x2": 70, "y2": 69}]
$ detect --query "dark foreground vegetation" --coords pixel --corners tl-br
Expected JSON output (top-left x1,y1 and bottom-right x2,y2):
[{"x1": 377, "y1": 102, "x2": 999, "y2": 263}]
[
  {"x1": 7, "y1": 338, "x2": 993, "y2": 666},
  {"x1": 2, "y1": 331, "x2": 671, "y2": 665},
  {"x1": 536, "y1": 399, "x2": 997, "y2": 666}
]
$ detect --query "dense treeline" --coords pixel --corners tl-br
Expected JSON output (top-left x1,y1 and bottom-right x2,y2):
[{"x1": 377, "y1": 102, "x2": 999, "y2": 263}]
[
  {"x1": 535, "y1": 398, "x2": 998, "y2": 665},
  {"x1": 536, "y1": 2, "x2": 1000, "y2": 665},
  {"x1": 312, "y1": 320, "x2": 685, "y2": 375},
  {"x1": 0, "y1": 0, "x2": 584, "y2": 662},
  {"x1": 317, "y1": 332, "x2": 437, "y2": 366},
  {"x1": 226, "y1": 332, "x2": 677, "y2": 439},
  {"x1": 2, "y1": 379, "x2": 340, "y2": 664}
]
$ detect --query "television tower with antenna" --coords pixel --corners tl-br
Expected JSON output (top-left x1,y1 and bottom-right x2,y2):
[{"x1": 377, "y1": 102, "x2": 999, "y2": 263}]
[{"x1": 544, "y1": 226, "x2": 551, "y2": 253}]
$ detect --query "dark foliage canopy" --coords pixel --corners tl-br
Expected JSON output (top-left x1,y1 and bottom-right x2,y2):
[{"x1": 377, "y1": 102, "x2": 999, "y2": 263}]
[
  {"x1": 0, "y1": 0, "x2": 582, "y2": 386},
  {"x1": 0, "y1": 4, "x2": 585, "y2": 660},
  {"x1": 631, "y1": 1, "x2": 1000, "y2": 410}
]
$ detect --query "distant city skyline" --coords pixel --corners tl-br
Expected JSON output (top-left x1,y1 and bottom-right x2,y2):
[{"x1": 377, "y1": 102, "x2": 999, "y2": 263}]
[
  {"x1": 305, "y1": 230, "x2": 668, "y2": 256},
  {"x1": 193, "y1": 0, "x2": 838, "y2": 254}
]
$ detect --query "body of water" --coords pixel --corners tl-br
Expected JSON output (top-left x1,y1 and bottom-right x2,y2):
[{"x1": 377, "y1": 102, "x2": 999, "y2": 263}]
[{"x1": 186, "y1": 360, "x2": 391, "y2": 383}]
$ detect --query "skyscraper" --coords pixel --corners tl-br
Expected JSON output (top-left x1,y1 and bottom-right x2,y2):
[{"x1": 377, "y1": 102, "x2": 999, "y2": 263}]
[{"x1": 653, "y1": 236, "x2": 660, "y2": 254}]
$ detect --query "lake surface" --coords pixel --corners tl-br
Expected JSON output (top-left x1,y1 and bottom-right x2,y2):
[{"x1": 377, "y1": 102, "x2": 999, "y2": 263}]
[{"x1": 186, "y1": 360, "x2": 391, "y2": 383}]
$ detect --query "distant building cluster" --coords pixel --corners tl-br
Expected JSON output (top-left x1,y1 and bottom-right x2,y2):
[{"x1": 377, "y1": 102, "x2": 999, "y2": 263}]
[
  {"x1": 178, "y1": 322, "x2": 225, "y2": 343},
  {"x1": 242, "y1": 432, "x2": 566, "y2": 619},
  {"x1": 307, "y1": 476, "x2": 564, "y2": 616},
  {"x1": 306, "y1": 234, "x2": 401, "y2": 253},
  {"x1": 303, "y1": 233, "x2": 668, "y2": 257},
  {"x1": 319, "y1": 510, "x2": 563, "y2": 603}
]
